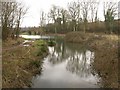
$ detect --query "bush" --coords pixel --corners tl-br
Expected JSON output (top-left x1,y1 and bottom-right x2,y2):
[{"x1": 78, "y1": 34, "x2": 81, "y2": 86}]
[
  {"x1": 28, "y1": 31, "x2": 32, "y2": 35},
  {"x1": 47, "y1": 40, "x2": 56, "y2": 47}
]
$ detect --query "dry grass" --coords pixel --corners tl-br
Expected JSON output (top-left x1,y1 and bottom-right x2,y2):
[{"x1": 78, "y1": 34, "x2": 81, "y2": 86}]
[
  {"x1": 0, "y1": 39, "x2": 2, "y2": 88},
  {"x1": 104, "y1": 34, "x2": 118, "y2": 41},
  {"x1": 65, "y1": 31, "x2": 118, "y2": 88},
  {"x1": 65, "y1": 31, "x2": 94, "y2": 43},
  {"x1": 3, "y1": 46, "x2": 32, "y2": 88},
  {"x1": 92, "y1": 47, "x2": 118, "y2": 88},
  {"x1": 3, "y1": 38, "x2": 24, "y2": 49},
  {"x1": 90, "y1": 38, "x2": 118, "y2": 88},
  {"x1": 89, "y1": 34, "x2": 118, "y2": 88},
  {"x1": 2, "y1": 39, "x2": 48, "y2": 88}
]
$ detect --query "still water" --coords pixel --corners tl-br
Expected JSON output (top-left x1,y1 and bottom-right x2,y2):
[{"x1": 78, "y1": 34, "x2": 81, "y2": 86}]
[{"x1": 32, "y1": 40, "x2": 100, "y2": 88}]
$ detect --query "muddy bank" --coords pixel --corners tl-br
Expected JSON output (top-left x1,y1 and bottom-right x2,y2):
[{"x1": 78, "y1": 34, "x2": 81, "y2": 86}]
[
  {"x1": 65, "y1": 31, "x2": 118, "y2": 88},
  {"x1": 2, "y1": 39, "x2": 48, "y2": 88}
]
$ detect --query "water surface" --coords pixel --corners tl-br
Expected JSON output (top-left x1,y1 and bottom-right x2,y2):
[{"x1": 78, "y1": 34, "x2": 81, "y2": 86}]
[
  {"x1": 20, "y1": 35, "x2": 54, "y2": 40},
  {"x1": 32, "y1": 40, "x2": 100, "y2": 88}
]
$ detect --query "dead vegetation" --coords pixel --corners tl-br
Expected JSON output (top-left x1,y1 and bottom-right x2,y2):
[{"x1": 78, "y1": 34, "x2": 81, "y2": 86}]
[
  {"x1": 2, "y1": 39, "x2": 48, "y2": 88},
  {"x1": 65, "y1": 31, "x2": 118, "y2": 88},
  {"x1": 65, "y1": 31, "x2": 93, "y2": 43},
  {"x1": 89, "y1": 34, "x2": 118, "y2": 88}
]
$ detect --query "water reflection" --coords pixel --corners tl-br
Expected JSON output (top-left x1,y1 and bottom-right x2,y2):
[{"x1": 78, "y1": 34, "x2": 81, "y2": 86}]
[
  {"x1": 48, "y1": 42, "x2": 95, "y2": 77},
  {"x1": 66, "y1": 51, "x2": 94, "y2": 77},
  {"x1": 32, "y1": 41, "x2": 100, "y2": 88}
]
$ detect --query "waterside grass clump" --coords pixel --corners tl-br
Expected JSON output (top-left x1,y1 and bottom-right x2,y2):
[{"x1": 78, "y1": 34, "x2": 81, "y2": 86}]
[{"x1": 47, "y1": 40, "x2": 56, "y2": 47}]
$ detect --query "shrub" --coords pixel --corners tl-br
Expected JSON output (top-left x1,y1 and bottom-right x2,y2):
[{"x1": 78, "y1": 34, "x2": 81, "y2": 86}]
[
  {"x1": 47, "y1": 40, "x2": 56, "y2": 47},
  {"x1": 28, "y1": 31, "x2": 32, "y2": 35}
]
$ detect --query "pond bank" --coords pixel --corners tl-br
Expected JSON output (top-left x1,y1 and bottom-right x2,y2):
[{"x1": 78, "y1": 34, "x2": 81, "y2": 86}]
[
  {"x1": 2, "y1": 38, "x2": 48, "y2": 88},
  {"x1": 65, "y1": 31, "x2": 118, "y2": 88}
]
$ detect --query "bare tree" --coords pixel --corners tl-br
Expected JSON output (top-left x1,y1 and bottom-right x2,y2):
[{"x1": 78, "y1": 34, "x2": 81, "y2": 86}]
[
  {"x1": 68, "y1": 1, "x2": 80, "y2": 31},
  {"x1": 103, "y1": 2, "x2": 117, "y2": 19},
  {"x1": 1, "y1": 1, "x2": 28, "y2": 40},
  {"x1": 80, "y1": 1, "x2": 90, "y2": 33},
  {"x1": 1, "y1": 2, "x2": 16, "y2": 40},
  {"x1": 49, "y1": 5, "x2": 58, "y2": 23},
  {"x1": 48, "y1": 6, "x2": 69, "y2": 33},
  {"x1": 60, "y1": 8, "x2": 68, "y2": 24},
  {"x1": 60, "y1": 8, "x2": 69, "y2": 31},
  {"x1": 47, "y1": 12, "x2": 51, "y2": 24},
  {"x1": 15, "y1": 2, "x2": 28, "y2": 38},
  {"x1": 103, "y1": 2, "x2": 118, "y2": 34},
  {"x1": 49, "y1": 5, "x2": 58, "y2": 34},
  {"x1": 89, "y1": 0, "x2": 99, "y2": 22},
  {"x1": 39, "y1": 10, "x2": 46, "y2": 27}
]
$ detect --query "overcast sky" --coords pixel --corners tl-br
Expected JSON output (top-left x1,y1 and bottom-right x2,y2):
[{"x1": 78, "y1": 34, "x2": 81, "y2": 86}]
[{"x1": 17, "y1": 0, "x2": 119, "y2": 27}]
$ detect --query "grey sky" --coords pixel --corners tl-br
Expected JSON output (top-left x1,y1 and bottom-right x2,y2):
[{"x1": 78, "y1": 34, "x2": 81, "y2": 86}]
[{"x1": 17, "y1": 0, "x2": 119, "y2": 27}]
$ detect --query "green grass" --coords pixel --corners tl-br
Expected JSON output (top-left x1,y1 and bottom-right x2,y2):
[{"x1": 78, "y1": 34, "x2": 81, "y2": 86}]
[{"x1": 33, "y1": 40, "x2": 48, "y2": 56}]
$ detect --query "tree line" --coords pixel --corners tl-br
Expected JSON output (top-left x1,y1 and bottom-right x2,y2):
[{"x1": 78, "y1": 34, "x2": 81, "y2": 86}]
[
  {"x1": 0, "y1": 0, "x2": 119, "y2": 41},
  {"x1": 0, "y1": 1, "x2": 28, "y2": 41},
  {"x1": 40, "y1": 0, "x2": 118, "y2": 34}
]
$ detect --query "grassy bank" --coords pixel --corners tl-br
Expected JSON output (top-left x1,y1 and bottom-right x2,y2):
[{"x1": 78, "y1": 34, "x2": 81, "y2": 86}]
[
  {"x1": 65, "y1": 31, "x2": 118, "y2": 88},
  {"x1": 2, "y1": 39, "x2": 48, "y2": 88},
  {"x1": 65, "y1": 31, "x2": 94, "y2": 43},
  {"x1": 0, "y1": 39, "x2": 2, "y2": 88}
]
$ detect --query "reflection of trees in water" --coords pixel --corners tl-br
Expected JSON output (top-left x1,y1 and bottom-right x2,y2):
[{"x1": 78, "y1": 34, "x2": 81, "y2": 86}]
[
  {"x1": 48, "y1": 41, "x2": 68, "y2": 65},
  {"x1": 48, "y1": 41, "x2": 95, "y2": 77},
  {"x1": 66, "y1": 51, "x2": 94, "y2": 77}
]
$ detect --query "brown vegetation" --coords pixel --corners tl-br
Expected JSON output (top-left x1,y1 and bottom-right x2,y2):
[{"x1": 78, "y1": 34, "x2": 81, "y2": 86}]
[
  {"x1": 65, "y1": 31, "x2": 93, "y2": 43},
  {"x1": 89, "y1": 34, "x2": 118, "y2": 88},
  {"x1": 2, "y1": 39, "x2": 48, "y2": 88},
  {"x1": 65, "y1": 31, "x2": 118, "y2": 88}
]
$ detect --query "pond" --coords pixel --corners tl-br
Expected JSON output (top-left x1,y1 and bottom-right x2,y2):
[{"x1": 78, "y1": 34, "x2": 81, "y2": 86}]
[{"x1": 31, "y1": 39, "x2": 101, "y2": 88}]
